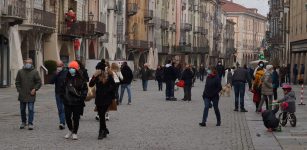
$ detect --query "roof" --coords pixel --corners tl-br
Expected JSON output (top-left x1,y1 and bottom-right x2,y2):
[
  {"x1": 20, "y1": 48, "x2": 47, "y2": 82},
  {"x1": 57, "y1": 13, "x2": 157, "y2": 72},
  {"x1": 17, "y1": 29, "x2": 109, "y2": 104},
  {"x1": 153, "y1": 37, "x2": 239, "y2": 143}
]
[{"x1": 221, "y1": 0, "x2": 266, "y2": 19}]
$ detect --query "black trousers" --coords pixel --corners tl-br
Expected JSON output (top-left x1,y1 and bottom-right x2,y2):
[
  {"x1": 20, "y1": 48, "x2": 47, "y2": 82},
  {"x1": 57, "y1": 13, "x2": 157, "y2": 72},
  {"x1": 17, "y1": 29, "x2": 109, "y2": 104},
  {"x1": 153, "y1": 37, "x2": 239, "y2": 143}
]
[
  {"x1": 97, "y1": 104, "x2": 110, "y2": 132},
  {"x1": 184, "y1": 84, "x2": 192, "y2": 100},
  {"x1": 158, "y1": 81, "x2": 163, "y2": 91},
  {"x1": 273, "y1": 88, "x2": 278, "y2": 100},
  {"x1": 64, "y1": 105, "x2": 83, "y2": 134}
]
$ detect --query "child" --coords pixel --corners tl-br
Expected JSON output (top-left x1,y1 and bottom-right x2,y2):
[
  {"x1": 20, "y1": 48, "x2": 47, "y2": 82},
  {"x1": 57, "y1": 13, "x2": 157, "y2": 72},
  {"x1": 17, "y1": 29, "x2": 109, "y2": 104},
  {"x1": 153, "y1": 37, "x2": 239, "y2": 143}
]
[{"x1": 276, "y1": 84, "x2": 296, "y2": 122}]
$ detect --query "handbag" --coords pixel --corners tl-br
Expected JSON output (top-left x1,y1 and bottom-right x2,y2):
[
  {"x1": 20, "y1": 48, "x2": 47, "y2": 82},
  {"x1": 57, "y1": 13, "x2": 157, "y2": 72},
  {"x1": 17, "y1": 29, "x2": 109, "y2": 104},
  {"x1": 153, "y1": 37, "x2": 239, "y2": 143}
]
[
  {"x1": 176, "y1": 80, "x2": 185, "y2": 88},
  {"x1": 108, "y1": 99, "x2": 117, "y2": 111},
  {"x1": 85, "y1": 85, "x2": 96, "y2": 101}
]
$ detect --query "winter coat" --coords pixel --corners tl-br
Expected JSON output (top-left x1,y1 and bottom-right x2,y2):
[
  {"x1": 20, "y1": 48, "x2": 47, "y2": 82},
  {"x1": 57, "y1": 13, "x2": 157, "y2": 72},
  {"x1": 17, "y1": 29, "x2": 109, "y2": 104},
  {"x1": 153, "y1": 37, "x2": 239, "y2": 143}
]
[
  {"x1": 15, "y1": 67, "x2": 42, "y2": 102},
  {"x1": 216, "y1": 65, "x2": 225, "y2": 77},
  {"x1": 121, "y1": 65, "x2": 133, "y2": 84},
  {"x1": 89, "y1": 74, "x2": 116, "y2": 106},
  {"x1": 181, "y1": 68, "x2": 194, "y2": 86},
  {"x1": 253, "y1": 69, "x2": 265, "y2": 92},
  {"x1": 277, "y1": 91, "x2": 296, "y2": 113},
  {"x1": 79, "y1": 68, "x2": 89, "y2": 82},
  {"x1": 261, "y1": 71, "x2": 273, "y2": 96},
  {"x1": 50, "y1": 68, "x2": 68, "y2": 94},
  {"x1": 232, "y1": 68, "x2": 252, "y2": 88},
  {"x1": 262, "y1": 107, "x2": 279, "y2": 129},
  {"x1": 164, "y1": 64, "x2": 177, "y2": 82},
  {"x1": 199, "y1": 67, "x2": 206, "y2": 75},
  {"x1": 155, "y1": 68, "x2": 164, "y2": 82},
  {"x1": 202, "y1": 74, "x2": 222, "y2": 99},
  {"x1": 60, "y1": 72, "x2": 88, "y2": 106},
  {"x1": 140, "y1": 67, "x2": 151, "y2": 80},
  {"x1": 272, "y1": 70, "x2": 279, "y2": 89}
]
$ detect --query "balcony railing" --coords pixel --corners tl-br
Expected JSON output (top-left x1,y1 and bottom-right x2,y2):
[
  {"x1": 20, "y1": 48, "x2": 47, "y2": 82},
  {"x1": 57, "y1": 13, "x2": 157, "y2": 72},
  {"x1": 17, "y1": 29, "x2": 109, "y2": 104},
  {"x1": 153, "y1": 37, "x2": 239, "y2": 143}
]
[
  {"x1": 117, "y1": 34, "x2": 126, "y2": 44},
  {"x1": 161, "y1": 45, "x2": 169, "y2": 54},
  {"x1": 58, "y1": 21, "x2": 87, "y2": 38},
  {"x1": 174, "y1": 43, "x2": 192, "y2": 53},
  {"x1": 87, "y1": 21, "x2": 106, "y2": 36},
  {"x1": 147, "y1": 19, "x2": 156, "y2": 27},
  {"x1": 127, "y1": 3, "x2": 138, "y2": 16},
  {"x1": 32, "y1": 9, "x2": 56, "y2": 28},
  {"x1": 1, "y1": 0, "x2": 26, "y2": 19},
  {"x1": 169, "y1": 23, "x2": 176, "y2": 32},
  {"x1": 201, "y1": 28, "x2": 208, "y2": 35},
  {"x1": 101, "y1": 32, "x2": 109, "y2": 43},
  {"x1": 181, "y1": 23, "x2": 192, "y2": 31},
  {"x1": 194, "y1": 26, "x2": 202, "y2": 34},
  {"x1": 144, "y1": 10, "x2": 153, "y2": 21},
  {"x1": 161, "y1": 19, "x2": 169, "y2": 30},
  {"x1": 127, "y1": 40, "x2": 150, "y2": 49}
]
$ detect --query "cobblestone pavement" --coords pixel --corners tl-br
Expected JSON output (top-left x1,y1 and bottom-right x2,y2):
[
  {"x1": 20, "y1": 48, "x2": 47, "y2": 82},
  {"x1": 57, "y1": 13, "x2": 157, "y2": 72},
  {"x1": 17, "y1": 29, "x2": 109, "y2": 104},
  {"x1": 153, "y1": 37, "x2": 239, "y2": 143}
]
[{"x1": 0, "y1": 80, "x2": 254, "y2": 150}]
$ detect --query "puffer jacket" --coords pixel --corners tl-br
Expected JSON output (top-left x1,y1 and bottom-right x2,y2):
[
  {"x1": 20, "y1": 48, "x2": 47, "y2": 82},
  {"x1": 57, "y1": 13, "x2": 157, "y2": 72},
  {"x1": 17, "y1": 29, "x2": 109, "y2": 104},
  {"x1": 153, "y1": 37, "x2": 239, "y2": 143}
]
[
  {"x1": 278, "y1": 91, "x2": 296, "y2": 113},
  {"x1": 261, "y1": 71, "x2": 273, "y2": 96},
  {"x1": 253, "y1": 69, "x2": 265, "y2": 90}
]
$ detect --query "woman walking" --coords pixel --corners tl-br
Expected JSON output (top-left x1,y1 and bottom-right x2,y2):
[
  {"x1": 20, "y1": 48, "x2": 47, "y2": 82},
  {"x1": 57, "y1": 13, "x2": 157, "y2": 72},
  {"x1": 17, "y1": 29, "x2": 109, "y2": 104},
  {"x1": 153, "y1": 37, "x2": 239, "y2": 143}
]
[
  {"x1": 155, "y1": 65, "x2": 164, "y2": 91},
  {"x1": 257, "y1": 65, "x2": 274, "y2": 112},
  {"x1": 181, "y1": 64, "x2": 194, "y2": 101},
  {"x1": 60, "y1": 61, "x2": 88, "y2": 140},
  {"x1": 89, "y1": 69, "x2": 116, "y2": 140},
  {"x1": 199, "y1": 66, "x2": 222, "y2": 127}
]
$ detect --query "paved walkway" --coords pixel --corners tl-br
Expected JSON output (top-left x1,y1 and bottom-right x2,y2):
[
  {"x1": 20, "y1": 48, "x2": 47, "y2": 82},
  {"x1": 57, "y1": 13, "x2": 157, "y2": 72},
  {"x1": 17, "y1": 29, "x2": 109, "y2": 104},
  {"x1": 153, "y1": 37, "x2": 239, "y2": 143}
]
[{"x1": 0, "y1": 80, "x2": 254, "y2": 150}]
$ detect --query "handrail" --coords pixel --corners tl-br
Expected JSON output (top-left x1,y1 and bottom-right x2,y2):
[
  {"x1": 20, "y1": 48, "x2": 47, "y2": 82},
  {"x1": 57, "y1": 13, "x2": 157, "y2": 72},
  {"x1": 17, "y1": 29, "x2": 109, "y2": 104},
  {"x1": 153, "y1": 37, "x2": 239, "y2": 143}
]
[{"x1": 40, "y1": 65, "x2": 48, "y2": 75}]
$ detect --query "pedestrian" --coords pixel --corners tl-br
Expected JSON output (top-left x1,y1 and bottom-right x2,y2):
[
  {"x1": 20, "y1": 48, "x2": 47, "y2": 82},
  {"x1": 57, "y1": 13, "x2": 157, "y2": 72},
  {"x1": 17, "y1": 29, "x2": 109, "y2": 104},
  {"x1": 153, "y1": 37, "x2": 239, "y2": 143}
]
[
  {"x1": 216, "y1": 61, "x2": 225, "y2": 79},
  {"x1": 140, "y1": 64, "x2": 151, "y2": 91},
  {"x1": 272, "y1": 67, "x2": 279, "y2": 100},
  {"x1": 110, "y1": 63, "x2": 123, "y2": 102},
  {"x1": 253, "y1": 66, "x2": 265, "y2": 112},
  {"x1": 286, "y1": 64, "x2": 291, "y2": 83},
  {"x1": 293, "y1": 64, "x2": 298, "y2": 85},
  {"x1": 89, "y1": 69, "x2": 115, "y2": 140},
  {"x1": 50, "y1": 60, "x2": 67, "y2": 130},
  {"x1": 15, "y1": 58, "x2": 42, "y2": 130},
  {"x1": 279, "y1": 64, "x2": 287, "y2": 87},
  {"x1": 119, "y1": 62, "x2": 133, "y2": 105},
  {"x1": 94, "y1": 59, "x2": 107, "y2": 121},
  {"x1": 181, "y1": 64, "x2": 194, "y2": 101},
  {"x1": 76, "y1": 60, "x2": 89, "y2": 82},
  {"x1": 225, "y1": 68, "x2": 233, "y2": 85},
  {"x1": 257, "y1": 65, "x2": 274, "y2": 112},
  {"x1": 192, "y1": 65, "x2": 197, "y2": 86},
  {"x1": 60, "y1": 60, "x2": 88, "y2": 140},
  {"x1": 199, "y1": 66, "x2": 222, "y2": 127},
  {"x1": 300, "y1": 64, "x2": 305, "y2": 77},
  {"x1": 164, "y1": 60, "x2": 178, "y2": 101},
  {"x1": 155, "y1": 65, "x2": 164, "y2": 91},
  {"x1": 199, "y1": 64, "x2": 206, "y2": 82},
  {"x1": 232, "y1": 65, "x2": 252, "y2": 112}
]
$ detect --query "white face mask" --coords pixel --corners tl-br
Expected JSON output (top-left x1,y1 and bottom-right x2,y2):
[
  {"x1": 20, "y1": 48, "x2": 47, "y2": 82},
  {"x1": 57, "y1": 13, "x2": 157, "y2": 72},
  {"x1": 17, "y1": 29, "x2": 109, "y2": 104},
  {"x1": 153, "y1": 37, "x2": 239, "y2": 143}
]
[{"x1": 57, "y1": 67, "x2": 63, "y2": 72}]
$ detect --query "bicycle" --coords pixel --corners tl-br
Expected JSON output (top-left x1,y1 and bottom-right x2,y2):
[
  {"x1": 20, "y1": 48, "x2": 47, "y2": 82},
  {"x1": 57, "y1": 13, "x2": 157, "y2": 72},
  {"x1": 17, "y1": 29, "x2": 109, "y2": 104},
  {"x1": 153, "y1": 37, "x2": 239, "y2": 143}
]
[{"x1": 272, "y1": 102, "x2": 297, "y2": 127}]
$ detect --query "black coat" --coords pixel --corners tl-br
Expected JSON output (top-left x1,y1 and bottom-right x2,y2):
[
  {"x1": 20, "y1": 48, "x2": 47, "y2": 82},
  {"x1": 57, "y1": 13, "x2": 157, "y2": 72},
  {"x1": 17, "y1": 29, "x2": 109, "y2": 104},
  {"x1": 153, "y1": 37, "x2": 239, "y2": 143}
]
[
  {"x1": 89, "y1": 75, "x2": 116, "y2": 106},
  {"x1": 262, "y1": 107, "x2": 279, "y2": 129},
  {"x1": 181, "y1": 68, "x2": 194, "y2": 85},
  {"x1": 164, "y1": 65, "x2": 177, "y2": 82},
  {"x1": 60, "y1": 72, "x2": 88, "y2": 106},
  {"x1": 203, "y1": 74, "x2": 222, "y2": 99},
  {"x1": 50, "y1": 68, "x2": 68, "y2": 94},
  {"x1": 155, "y1": 68, "x2": 164, "y2": 82},
  {"x1": 121, "y1": 65, "x2": 133, "y2": 84},
  {"x1": 140, "y1": 68, "x2": 151, "y2": 80},
  {"x1": 216, "y1": 65, "x2": 225, "y2": 77},
  {"x1": 199, "y1": 67, "x2": 205, "y2": 75}
]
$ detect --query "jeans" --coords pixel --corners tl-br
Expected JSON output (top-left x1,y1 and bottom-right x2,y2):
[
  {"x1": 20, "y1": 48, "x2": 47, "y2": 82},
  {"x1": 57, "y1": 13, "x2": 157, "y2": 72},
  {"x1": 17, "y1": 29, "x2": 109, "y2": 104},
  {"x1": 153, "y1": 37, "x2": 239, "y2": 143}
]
[
  {"x1": 20, "y1": 102, "x2": 34, "y2": 125},
  {"x1": 158, "y1": 81, "x2": 163, "y2": 91},
  {"x1": 55, "y1": 94, "x2": 65, "y2": 125},
  {"x1": 200, "y1": 75, "x2": 204, "y2": 82},
  {"x1": 119, "y1": 84, "x2": 132, "y2": 103},
  {"x1": 142, "y1": 80, "x2": 148, "y2": 91},
  {"x1": 64, "y1": 105, "x2": 83, "y2": 134},
  {"x1": 165, "y1": 81, "x2": 175, "y2": 98},
  {"x1": 202, "y1": 97, "x2": 221, "y2": 123},
  {"x1": 97, "y1": 104, "x2": 110, "y2": 132},
  {"x1": 233, "y1": 82, "x2": 246, "y2": 109},
  {"x1": 258, "y1": 95, "x2": 272, "y2": 111},
  {"x1": 183, "y1": 84, "x2": 192, "y2": 100},
  {"x1": 114, "y1": 84, "x2": 120, "y2": 100}
]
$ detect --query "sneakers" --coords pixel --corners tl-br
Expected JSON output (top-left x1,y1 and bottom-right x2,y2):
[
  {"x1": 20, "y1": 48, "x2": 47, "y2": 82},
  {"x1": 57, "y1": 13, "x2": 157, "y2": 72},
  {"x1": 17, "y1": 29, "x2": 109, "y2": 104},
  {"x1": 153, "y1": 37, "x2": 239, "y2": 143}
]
[
  {"x1": 234, "y1": 109, "x2": 239, "y2": 112},
  {"x1": 127, "y1": 102, "x2": 131, "y2": 105},
  {"x1": 28, "y1": 124, "x2": 34, "y2": 130},
  {"x1": 20, "y1": 123, "x2": 26, "y2": 129},
  {"x1": 105, "y1": 113, "x2": 110, "y2": 121},
  {"x1": 65, "y1": 132, "x2": 72, "y2": 139},
  {"x1": 199, "y1": 122, "x2": 206, "y2": 127},
  {"x1": 59, "y1": 124, "x2": 65, "y2": 130},
  {"x1": 72, "y1": 134, "x2": 78, "y2": 140},
  {"x1": 216, "y1": 122, "x2": 221, "y2": 126}
]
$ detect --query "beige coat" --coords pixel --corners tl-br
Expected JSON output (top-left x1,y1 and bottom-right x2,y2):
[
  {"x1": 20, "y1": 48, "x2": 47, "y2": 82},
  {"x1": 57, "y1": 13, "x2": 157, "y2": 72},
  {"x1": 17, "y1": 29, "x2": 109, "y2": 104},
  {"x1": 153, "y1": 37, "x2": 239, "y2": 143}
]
[{"x1": 261, "y1": 71, "x2": 273, "y2": 96}]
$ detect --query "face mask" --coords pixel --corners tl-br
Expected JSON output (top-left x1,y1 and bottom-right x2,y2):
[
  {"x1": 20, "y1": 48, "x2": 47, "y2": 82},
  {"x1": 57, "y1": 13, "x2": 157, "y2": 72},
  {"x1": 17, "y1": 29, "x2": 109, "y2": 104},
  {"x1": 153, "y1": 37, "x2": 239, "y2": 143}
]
[
  {"x1": 259, "y1": 64, "x2": 264, "y2": 67},
  {"x1": 57, "y1": 67, "x2": 63, "y2": 72},
  {"x1": 69, "y1": 68, "x2": 76, "y2": 76},
  {"x1": 24, "y1": 63, "x2": 32, "y2": 69},
  {"x1": 207, "y1": 69, "x2": 212, "y2": 74},
  {"x1": 218, "y1": 63, "x2": 221, "y2": 65}
]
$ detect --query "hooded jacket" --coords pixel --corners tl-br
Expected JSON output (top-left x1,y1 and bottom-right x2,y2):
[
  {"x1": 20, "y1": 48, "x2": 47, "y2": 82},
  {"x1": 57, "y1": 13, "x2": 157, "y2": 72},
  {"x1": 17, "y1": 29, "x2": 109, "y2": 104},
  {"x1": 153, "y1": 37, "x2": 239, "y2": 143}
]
[
  {"x1": 164, "y1": 64, "x2": 177, "y2": 82},
  {"x1": 121, "y1": 65, "x2": 133, "y2": 84},
  {"x1": 278, "y1": 91, "x2": 296, "y2": 113}
]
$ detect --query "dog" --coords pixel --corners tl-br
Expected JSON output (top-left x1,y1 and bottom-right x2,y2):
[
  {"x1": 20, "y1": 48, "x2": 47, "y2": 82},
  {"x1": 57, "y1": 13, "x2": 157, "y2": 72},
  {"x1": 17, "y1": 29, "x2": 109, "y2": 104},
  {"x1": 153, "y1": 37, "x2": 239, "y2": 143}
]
[{"x1": 220, "y1": 83, "x2": 231, "y2": 97}]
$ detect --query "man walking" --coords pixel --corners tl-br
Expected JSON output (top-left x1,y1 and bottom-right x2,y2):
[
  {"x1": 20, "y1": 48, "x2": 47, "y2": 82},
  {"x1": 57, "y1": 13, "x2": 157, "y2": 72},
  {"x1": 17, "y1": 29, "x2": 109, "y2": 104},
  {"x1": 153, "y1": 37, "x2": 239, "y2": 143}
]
[
  {"x1": 140, "y1": 64, "x2": 151, "y2": 91},
  {"x1": 232, "y1": 65, "x2": 252, "y2": 112},
  {"x1": 199, "y1": 64, "x2": 206, "y2": 82},
  {"x1": 15, "y1": 58, "x2": 42, "y2": 130},
  {"x1": 216, "y1": 61, "x2": 225, "y2": 80},
  {"x1": 119, "y1": 62, "x2": 133, "y2": 105},
  {"x1": 50, "y1": 60, "x2": 67, "y2": 130},
  {"x1": 164, "y1": 60, "x2": 178, "y2": 101}
]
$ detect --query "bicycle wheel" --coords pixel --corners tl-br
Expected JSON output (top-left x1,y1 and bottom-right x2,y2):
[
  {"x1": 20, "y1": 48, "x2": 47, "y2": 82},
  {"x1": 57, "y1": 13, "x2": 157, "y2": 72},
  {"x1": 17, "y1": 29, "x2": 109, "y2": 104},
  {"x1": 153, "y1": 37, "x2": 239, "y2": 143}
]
[
  {"x1": 279, "y1": 113, "x2": 287, "y2": 127},
  {"x1": 289, "y1": 113, "x2": 296, "y2": 127}
]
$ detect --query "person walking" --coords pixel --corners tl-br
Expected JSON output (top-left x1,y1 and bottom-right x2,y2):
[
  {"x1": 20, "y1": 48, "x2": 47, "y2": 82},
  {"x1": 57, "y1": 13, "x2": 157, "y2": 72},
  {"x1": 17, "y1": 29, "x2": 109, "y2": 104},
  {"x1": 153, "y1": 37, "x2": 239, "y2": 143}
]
[
  {"x1": 76, "y1": 60, "x2": 89, "y2": 82},
  {"x1": 253, "y1": 66, "x2": 265, "y2": 112},
  {"x1": 191, "y1": 65, "x2": 197, "y2": 86},
  {"x1": 15, "y1": 58, "x2": 42, "y2": 130},
  {"x1": 232, "y1": 65, "x2": 252, "y2": 112},
  {"x1": 50, "y1": 60, "x2": 67, "y2": 130},
  {"x1": 89, "y1": 69, "x2": 115, "y2": 140},
  {"x1": 286, "y1": 64, "x2": 291, "y2": 83},
  {"x1": 110, "y1": 63, "x2": 123, "y2": 102},
  {"x1": 279, "y1": 64, "x2": 287, "y2": 87},
  {"x1": 257, "y1": 65, "x2": 274, "y2": 112},
  {"x1": 199, "y1": 64, "x2": 206, "y2": 82},
  {"x1": 119, "y1": 62, "x2": 133, "y2": 105},
  {"x1": 164, "y1": 60, "x2": 178, "y2": 101},
  {"x1": 225, "y1": 68, "x2": 233, "y2": 85},
  {"x1": 155, "y1": 65, "x2": 164, "y2": 91},
  {"x1": 293, "y1": 64, "x2": 298, "y2": 85},
  {"x1": 140, "y1": 64, "x2": 151, "y2": 91},
  {"x1": 181, "y1": 64, "x2": 194, "y2": 101},
  {"x1": 60, "y1": 61, "x2": 88, "y2": 140},
  {"x1": 272, "y1": 67, "x2": 279, "y2": 101},
  {"x1": 216, "y1": 61, "x2": 225, "y2": 80},
  {"x1": 199, "y1": 66, "x2": 222, "y2": 127}
]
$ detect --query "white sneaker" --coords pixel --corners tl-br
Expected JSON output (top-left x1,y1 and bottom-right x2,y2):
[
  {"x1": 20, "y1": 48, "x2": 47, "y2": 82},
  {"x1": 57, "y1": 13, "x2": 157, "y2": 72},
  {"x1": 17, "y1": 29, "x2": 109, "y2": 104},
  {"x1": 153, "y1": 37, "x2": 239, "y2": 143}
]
[
  {"x1": 65, "y1": 132, "x2": 72, "y2": 139},
  {"x1": 105, "y1": 113, "x2": 110, "y2": 121},
  {"x1": 72, "y1": 134, "x2": 78, "y2": 140}
]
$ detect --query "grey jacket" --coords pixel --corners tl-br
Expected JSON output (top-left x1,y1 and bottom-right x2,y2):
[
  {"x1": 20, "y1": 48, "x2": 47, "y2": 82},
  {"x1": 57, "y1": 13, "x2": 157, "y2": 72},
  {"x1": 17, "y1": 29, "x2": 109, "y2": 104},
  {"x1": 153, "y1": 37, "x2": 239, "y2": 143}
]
[
  {"x1": 15, "y1": 67, "x2": 42, "y2": 102},
  {"x1": 261, "y1": 71, "x2": 273, "y2": 96},
  {"x1": 232, "y1": 68, "x2": 252, "y2": 88},
  {"x1": 278, "y1": 91, "x2": 296, "y2": 113}
]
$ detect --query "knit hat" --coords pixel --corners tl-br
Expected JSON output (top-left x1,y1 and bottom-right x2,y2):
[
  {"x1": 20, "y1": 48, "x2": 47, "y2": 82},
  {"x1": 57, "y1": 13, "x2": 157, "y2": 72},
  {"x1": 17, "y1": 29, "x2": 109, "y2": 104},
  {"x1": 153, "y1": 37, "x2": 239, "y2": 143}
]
[
  {"x1": 266, "y1": 65, "x2": 273, "y2": 70},
  {"x1": 68, "y1": 60, "x2": 80, "y2": 70}
]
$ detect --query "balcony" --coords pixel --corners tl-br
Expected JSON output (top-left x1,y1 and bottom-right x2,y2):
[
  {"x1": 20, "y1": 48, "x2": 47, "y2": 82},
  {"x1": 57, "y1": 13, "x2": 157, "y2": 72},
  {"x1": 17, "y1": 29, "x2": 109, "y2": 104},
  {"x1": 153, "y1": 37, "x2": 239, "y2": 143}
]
[
  {"x1": 1, "y1": 0, "x2": 26, "y2": 23},
  {"x1": 197, "y1": 46, "x2": 210, "y2": 54},
  {"x1": 201, "y1": 28, "x2": 208, "y2": 35},
  {"x1": 87, "y1": 21, "x2": 106, "y2": 36},
  {"x1": 161, "y1": 44, "x2": 169, "y2": 54},
  {"x1": 169, "y1": 23, "x2": 176, "y2": 32},
  {"x1": 147, "y1": 19, "x2": 156, "y2": 27},
  {"x1": 174, "y1": 43, "x2": 192, "y2": 54},
  {"x1": 181, "y1": 23, "x2": 192, "y2": 31},
  {"x1": 144, "y1": 10, "x2": 153, "y2": 21},
  {"x1": 101, "y1": 32, "x2": 109, "y2": 43},
  {"x1": 117, "y1": 34, "x2": 126, "y2": 44},
  {"x1": 58, "y1": 21, "x2": 88, "y2": 40},
  {"x1": 194, "y1": 26, "x2": 202, "y2": 34},
  {"x1": 284, "y1": 1, "x2": 290, "y2": 8},
  {"x1": 127, "y1": 40, "x2": 150, "y2": 49},
  {"x1": 127, "y1": 3, "x2": 138, "y2": 16},
  {"x1": 32, "y1": 9, "x2": 56, "y2": 28},
  {"x1": 161, "y1": 19, "x2": 169, "y2": 30}
]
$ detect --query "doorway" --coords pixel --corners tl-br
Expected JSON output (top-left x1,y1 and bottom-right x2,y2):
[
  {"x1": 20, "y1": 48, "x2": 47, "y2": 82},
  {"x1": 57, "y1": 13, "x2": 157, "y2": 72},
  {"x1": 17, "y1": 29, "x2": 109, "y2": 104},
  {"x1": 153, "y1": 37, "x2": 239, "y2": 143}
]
[{"x1": 0, "y1": 35, "x2": 10, "y2": 87}]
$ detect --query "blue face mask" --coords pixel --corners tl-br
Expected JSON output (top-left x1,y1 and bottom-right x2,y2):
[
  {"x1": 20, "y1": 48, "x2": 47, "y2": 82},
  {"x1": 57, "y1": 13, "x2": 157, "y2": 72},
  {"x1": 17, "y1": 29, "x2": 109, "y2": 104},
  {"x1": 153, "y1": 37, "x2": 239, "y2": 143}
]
[
  {"x1": 259, "y1": 64, "x2": 264, "y2": 67},
  {"x1": 207, "y1": 69, "x2": 212, "y2": 74},
  {"x1": 69, "y1": 68, "x2": 76, "y2": 76},
  {"x1": 24, "y1": 63, "x2": 32, "y2": 69}
]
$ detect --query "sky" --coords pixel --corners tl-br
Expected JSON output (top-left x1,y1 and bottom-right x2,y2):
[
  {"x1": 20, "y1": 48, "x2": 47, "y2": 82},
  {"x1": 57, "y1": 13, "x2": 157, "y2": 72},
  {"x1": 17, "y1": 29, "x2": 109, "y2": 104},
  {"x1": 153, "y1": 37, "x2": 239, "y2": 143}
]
[{"x1": 232, "y1": 0, "x2": 269, "y2": 16}]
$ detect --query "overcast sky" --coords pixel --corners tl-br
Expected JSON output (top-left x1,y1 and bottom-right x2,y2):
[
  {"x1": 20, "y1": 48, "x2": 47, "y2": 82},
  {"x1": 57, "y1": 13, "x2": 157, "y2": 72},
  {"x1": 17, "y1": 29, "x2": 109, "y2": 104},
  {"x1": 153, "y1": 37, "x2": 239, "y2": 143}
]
[{"x1": 232, "y1": 0, "x2": 269, "y2": 16}]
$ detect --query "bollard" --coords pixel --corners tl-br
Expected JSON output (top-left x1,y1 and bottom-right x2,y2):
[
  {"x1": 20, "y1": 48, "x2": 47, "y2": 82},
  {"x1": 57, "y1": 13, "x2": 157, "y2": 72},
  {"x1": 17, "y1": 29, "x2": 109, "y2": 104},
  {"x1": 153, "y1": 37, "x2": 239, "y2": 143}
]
[{"x1": 299, "y1": 84, "x2": 306, "y2": 105}]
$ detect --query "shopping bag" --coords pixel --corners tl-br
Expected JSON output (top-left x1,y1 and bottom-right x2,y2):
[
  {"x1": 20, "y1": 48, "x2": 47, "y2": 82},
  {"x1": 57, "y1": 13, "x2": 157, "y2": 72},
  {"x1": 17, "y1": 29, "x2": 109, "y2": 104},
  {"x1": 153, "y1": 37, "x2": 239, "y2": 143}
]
[{"x1": 108, "y1": 99, "x2": 117, "y2": 111}]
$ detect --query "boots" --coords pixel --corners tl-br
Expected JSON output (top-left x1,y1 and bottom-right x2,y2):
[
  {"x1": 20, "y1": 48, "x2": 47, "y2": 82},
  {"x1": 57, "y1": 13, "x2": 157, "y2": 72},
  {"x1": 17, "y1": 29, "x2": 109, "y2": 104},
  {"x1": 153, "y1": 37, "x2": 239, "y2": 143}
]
[{"x1": 98, "y1": 129, "x2": 107, "y2": 140}]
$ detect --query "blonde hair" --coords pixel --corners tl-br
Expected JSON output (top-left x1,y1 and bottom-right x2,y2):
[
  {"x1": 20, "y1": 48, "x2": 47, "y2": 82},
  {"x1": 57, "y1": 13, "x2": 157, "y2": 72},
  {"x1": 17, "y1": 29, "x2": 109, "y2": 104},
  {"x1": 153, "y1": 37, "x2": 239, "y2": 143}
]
[{"x1": 110, "y1": 63, "x2": 120, "y2": 72}]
